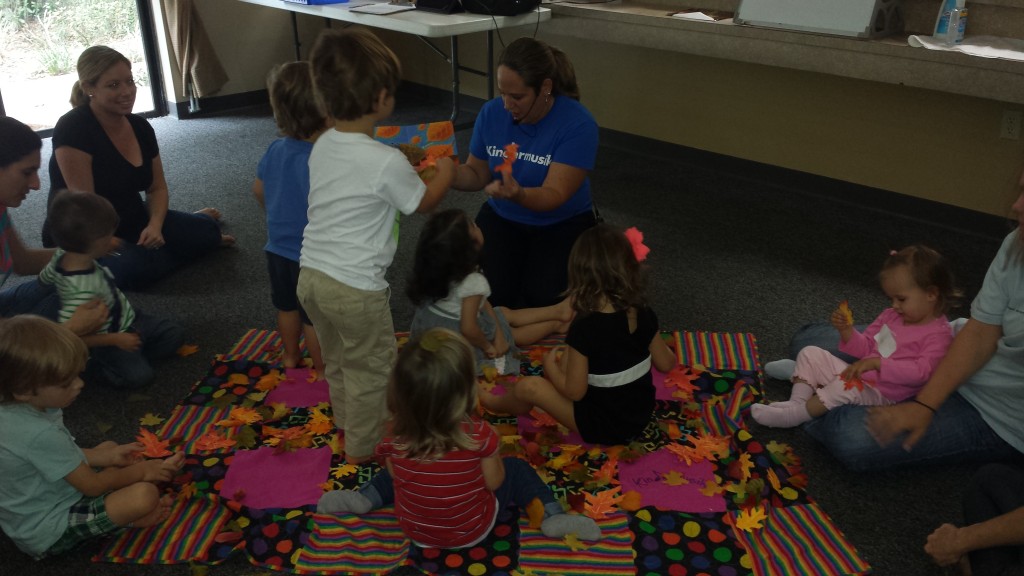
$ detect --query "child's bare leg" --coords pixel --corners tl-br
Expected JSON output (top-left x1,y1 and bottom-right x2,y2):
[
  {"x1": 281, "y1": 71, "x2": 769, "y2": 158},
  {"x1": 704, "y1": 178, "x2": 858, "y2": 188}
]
[
  {"x1": 277, "y1": 310, "x2": 304, "y2": 369},
  {"x1": 480, "y1": 380, "x2": 534, "y2": 415},
  {"x1": 499, "y1": 298, "x2": 573, "y2": 329},
  {"x1": 514, "y1": 376, "x2": 578, "y2": 432},
  {"x1": 805, "y1": 395, "x2": 828, "y2": 418},
  {"x1": 510, "y1": 320, "x2": 563, "y2": 347},
  {"x1": 104, "y1": 483, "x2": 171, "y2": 527},
  {"x1": 303, "y1": 322, "x2": 325, "y2": 376}
]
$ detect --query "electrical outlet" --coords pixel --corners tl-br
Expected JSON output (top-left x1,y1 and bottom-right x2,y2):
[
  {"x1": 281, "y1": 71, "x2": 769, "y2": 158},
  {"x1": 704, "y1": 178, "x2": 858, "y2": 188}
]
[{"x1": 1001, "y1": 110, "x2": 1022, "y2": 140}]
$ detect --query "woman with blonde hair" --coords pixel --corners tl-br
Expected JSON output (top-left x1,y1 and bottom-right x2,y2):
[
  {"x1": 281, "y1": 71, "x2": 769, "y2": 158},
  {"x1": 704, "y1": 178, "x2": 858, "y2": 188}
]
[{"x1": 43, "y1": 45, "x2": 233, "y2": 290}]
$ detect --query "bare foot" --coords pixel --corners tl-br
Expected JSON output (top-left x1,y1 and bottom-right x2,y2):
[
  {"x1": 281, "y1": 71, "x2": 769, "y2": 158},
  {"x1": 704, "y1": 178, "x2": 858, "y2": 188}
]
[
  {"x1": 345, "y1": 453, "x2": 372, "y2": 465},
  {"x1": 220, "y1": 234, "x2": 236, "y2": 247},
  {"x1": 132, "y1": 494, "x2": 174, "y2": 528},
  {"x1": 195, "y1": 207, "x2": 222, "y2": 221},
  {"x1": 282, "y1": 353, "x2": 302, "y2": 370}
]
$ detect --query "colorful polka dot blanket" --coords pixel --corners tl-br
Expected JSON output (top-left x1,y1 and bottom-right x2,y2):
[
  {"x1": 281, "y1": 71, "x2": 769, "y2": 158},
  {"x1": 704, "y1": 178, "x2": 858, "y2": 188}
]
[{"x1": 92, "y1": 330, "x2": 870, "y2": 575}]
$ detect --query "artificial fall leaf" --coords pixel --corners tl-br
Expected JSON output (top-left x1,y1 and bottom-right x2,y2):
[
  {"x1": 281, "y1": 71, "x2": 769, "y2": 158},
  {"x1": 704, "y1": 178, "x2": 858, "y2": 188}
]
[
  {"x1": 687, "y1": 433, "x2": 731, "y2": 462},
  {"x1": 584, "y1": 486, "x2": 622, "y2": 519},
  {"x1": 737, "y1": 452, "x2": 754, "y2": 482},
  {"x1": 662, "y1": 421, "x2": 684, "y2": 440},
  {"x1": 195, "y1": 430, "x2": 236, "y2": 452},
  {"x1": 226, "y1": 373, "x2": 250, "y2": 387},
  {"x1": 139, "y1": 412, "x2": 165, "y2": 427},
  {"x1": 734, "y1": 505, "x2": 768, "y2": 532},
  {"x1": 548, "y1": 452, "x2": 577, "y2": 470},
  {"x1": 233, "y1": 426, "x2": 260, "y2": 450},
  {"x1": 567, "y1": 466, "x2": 594, "y2": 485},
  {"x1": 841, "y1": 373, "x2": 871, "y2": 391},
  {"x1": 136, "y1": 428, "x2": 172, "y2": 458},
  {"x1": 263, "y1": 425, "x2": 311, "y2": 442},
  {"x1": 531, "y1": 409, "x2": 560, "y2": 429},
  {"x1": 496, "y1": 142, "x2": 519, "y2": 174},
  {"x1": 216, "y1": 406, "x2": 263, "y2": 427},
  {"x1": 617, "y1": 443, "x2": 646, "y2": 464},
  {"x1": 176, "y1": 344, "x2": 199, "y2": 357},
  {"x1": 700, "y1": 480, "x2": 725, "y2": 497},
  {"x1": 766, "y1": 468, "x2": 782, "y2": 492},
  {"x1": 664, "y1": 366, "x2": 701, "y2": 398},
  {"x1": 593, "y1": 459, "x2": 619, "y2": 485},
  {"x1": 661, "y1": 470, "x2": 689, "y2": 486},
  {"x1": 178, "y1": 482, "x2": 198, "y2": 500},
  {"x1": 318, "y1": 481, "x2": 334, "y2": 492},
  {"x1": 666, "y1": 443, "x2": 701, "y2": 465},
  {"x1": 258, "y1": 402, "x2": 290, "y2": 423},
  {"x1": 307, "y1": 369, "x2": 320, "y2": 383},
  {"x1": 255, "y1": 370, "x2": 285, "y2": 392},
  {"x1": 788, "y1": 473, "x2": 809, "y2": 490},
  {"x1": 691, "y1": 363, "x2": 723, "y2": 378},
  {"x1": 332, "y1": 463, "x2": 360, "y2": 479},
  {"x1": 328, "y1": 433, "x2": 345, "y2": 455},
  {"x1": 526, "y1": 497, "x2": 545, "y2": 529},
  {"x1": 838, "y1": 300, "x2": 854, "y2": 326},
  {"x1": 481, "y1": 365, "x2": 498, "y2": 383},
  {"x1": 306, "y1": 410, "x2": 334, "y2": 436},
  {"x1": 566, "y1": 491, "x2": 586, "y2": 513},
  {"x1": 563, "y1": 533, "x2": 587, "y2": 552},
  {"x1": 527, "y1": 347, "x2": 547, "y2": 365},
  {"x1": 619, "y1": 490, "x2": 644, "y2": 511}
]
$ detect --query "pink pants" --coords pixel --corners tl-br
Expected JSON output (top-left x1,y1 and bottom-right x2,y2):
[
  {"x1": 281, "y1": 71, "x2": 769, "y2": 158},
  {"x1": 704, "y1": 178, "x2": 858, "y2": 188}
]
[{"x1": 792, "y1": 346, "x2": 892, "y2": 409}]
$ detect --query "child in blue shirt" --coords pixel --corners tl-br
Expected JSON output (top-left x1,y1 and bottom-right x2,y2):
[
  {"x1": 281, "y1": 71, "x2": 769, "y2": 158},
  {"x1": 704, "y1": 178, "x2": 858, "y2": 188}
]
[
  {"x1": 0, "y1": 315, "x2": 183, "y2": 558},
  {"x1": 253, "y1": 61, "x2": 327, "y2": 375}
]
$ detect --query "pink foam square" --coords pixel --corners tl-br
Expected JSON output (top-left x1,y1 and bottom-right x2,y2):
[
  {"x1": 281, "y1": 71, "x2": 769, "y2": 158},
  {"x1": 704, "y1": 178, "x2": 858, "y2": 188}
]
[
  {"x1": 617, "y1": 447, "x2": 726, "y2": 513},
  {"x1": 264, "y1": 368, "x2": 330, "y2": 407},
  {"x1": 220, "y1": 446, "x2": 332, "y2": 509}
]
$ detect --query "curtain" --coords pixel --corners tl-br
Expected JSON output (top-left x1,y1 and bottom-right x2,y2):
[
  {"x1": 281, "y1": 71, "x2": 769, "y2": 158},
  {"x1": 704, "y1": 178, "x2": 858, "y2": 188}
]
[{"x1": 161, "y1": 0, "x2": 229, "y2": 98}]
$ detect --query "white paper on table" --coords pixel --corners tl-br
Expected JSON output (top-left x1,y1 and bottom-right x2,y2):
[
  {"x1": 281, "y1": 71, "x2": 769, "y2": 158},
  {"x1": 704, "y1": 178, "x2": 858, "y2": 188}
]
[
  {"x1": 908, "y1": 34, "x2": 1024, "y2": 62},
  {"x1": 350, "y1": 2, "x2": 416, "y2": 13},
  {"x1": 672, "y1": 11, "x2": 717, "y2": 21}
]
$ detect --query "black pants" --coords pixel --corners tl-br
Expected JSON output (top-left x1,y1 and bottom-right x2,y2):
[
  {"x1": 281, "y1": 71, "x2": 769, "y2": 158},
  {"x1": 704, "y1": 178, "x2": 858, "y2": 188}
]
[
  {"x1": 964, "y1": 463, "x2": 1024, "y2": 576},
  {"x1": 475, "y1": 202, "x2": 596, "y2": 309}
]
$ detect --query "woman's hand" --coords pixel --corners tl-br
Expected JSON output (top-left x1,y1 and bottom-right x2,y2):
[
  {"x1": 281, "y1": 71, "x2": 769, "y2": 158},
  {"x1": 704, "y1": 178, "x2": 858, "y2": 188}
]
[
  {"x1": 484, "y1": 170, "x2": 525, "y2": 203},
  {"x1": 65, "y1": 299, "x2": 109, "y2": 336},
  {"x1": 866, "y1": 401, "x2": 935, "y2": 451},
  {"x1": 925, "y1": 523, "x2": 966, "y2": 566},
  {"x1": 840, "y1": 357, "x2": 880, "y2": 381},
  {"x1": 137, "y1": 223, "x2": 165, "y2": 249}
]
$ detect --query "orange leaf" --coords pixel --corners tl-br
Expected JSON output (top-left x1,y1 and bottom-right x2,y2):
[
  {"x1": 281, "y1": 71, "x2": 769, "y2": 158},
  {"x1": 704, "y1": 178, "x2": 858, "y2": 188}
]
[
  {"x1": 216, "y1": 406, "x2": 263, "y2": 427},
  {"x1": 305, "y1": 409, "x2": 335, "y2": 436},
  {"x1": 583, "y1": 486, "x2": 622, "y2": 519},
  {"x1": 496, "y1": 142, "x2": 519, "y2": 174},
  {"x1": 195, "y1": 430, "x2": 236, "y2": 452},
  {"x1": 176, "y1": 344, "x2": 199, "y2": 357},
  {"x1": 136, "y1": 428, "x2": 172, "y2": 458},
  {"x1": 664, "y1": 366, "x2": 701, "y2": 398},
  {"x1": 619, "y1": 490, "x2": 643, "y2": 511},
  {"x1": 530, "y1": 409, "x2": 559, "y2": 429},
  {"x1": 841, "y1": 374, "x2": 868, "y2": 391},
  {"x1": 766, "y1": 468, "x2": 782, "y2": 492},
  {"x1": 737, "y1": 452, "x2": 754, "y2": 482}
]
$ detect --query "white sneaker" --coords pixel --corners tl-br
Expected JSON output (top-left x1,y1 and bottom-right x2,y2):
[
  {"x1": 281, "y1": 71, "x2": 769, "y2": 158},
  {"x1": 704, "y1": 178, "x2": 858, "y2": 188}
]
[{"x1": 763, "y1": 359, "x2": 796, "y2": 381}]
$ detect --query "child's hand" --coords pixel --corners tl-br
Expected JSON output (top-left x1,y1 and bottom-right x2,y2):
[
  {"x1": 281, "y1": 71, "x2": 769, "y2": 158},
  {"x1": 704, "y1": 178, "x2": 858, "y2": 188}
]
[
  {"x1": 109, "y1": 442, "x2": 145, "y2": 467},
  {"x1": 484, "y1": 169, "x2": 525, "y2": 203},
  {"x1": 113, "y1": 332, "x2": 142, "y2": 352},
  {"x1": 492, "y1": 330, "x2": 510, "y2": 357},
  {"x1": 542, "y1": 347, "x2": 563, "y2": 375},
  {"x1": 840, "y1": 357, "x2": 880, "y2": 381},
  {"x1": 829, "y1": 308, "x2": 854, "y2": 343},
  {"x1": 161, "y1": 452, "x2": 185, "y2": 473}
]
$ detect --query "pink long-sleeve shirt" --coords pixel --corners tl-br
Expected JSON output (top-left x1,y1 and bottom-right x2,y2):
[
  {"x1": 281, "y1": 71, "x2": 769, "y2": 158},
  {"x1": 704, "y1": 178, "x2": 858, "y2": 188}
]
[{"x1": 838, "y1": 308, "x2": 953, "y2": 402}]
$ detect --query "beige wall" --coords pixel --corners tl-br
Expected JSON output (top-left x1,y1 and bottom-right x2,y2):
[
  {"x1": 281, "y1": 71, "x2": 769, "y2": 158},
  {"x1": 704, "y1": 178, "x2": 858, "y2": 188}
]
[{"x1": 186, "y1": 1, "x2": 1024, "y2": 217}]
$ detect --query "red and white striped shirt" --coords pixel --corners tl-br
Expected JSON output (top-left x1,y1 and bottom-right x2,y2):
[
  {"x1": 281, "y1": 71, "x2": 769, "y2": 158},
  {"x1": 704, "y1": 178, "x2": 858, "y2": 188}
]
[{"x1": 377, "y1": 419, "x2": 499, "y2": 548}]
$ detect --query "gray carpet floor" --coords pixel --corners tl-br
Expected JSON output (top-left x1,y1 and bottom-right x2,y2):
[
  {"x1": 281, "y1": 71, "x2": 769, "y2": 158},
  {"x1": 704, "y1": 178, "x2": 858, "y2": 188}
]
[{"x1": 0, "y1": 95, "x2": 1012, "y2": 575}]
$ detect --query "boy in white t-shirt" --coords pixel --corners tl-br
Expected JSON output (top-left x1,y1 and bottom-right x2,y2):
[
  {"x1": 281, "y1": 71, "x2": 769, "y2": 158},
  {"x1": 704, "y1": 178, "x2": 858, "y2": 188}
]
[{"x1": 300, "y1": 28, "x2": 455, "y2": 464}]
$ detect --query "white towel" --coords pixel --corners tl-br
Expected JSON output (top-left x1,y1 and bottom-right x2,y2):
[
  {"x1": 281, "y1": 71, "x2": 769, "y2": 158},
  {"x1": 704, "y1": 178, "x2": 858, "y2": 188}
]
[{"x1": 908, "y1": 34, "x2": 1024, "y2": 62}]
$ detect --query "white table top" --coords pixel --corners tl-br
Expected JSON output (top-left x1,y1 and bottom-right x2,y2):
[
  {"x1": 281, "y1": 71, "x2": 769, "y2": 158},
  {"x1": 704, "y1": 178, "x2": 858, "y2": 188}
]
[{"x1": 238, "y1": 0, "x2": 551, "y2": 37}]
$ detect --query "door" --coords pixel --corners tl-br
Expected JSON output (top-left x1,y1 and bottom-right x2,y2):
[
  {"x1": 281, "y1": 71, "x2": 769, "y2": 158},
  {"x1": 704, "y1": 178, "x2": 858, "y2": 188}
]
[{"x1": 0, "y1": 0, "x2": 165, "y2": 134}]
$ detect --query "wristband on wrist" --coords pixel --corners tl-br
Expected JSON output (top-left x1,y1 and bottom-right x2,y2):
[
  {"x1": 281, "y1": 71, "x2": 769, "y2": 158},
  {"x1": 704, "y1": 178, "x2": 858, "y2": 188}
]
[{"x1": 910, "y1": 398, "x2": 937, "y2": 414}]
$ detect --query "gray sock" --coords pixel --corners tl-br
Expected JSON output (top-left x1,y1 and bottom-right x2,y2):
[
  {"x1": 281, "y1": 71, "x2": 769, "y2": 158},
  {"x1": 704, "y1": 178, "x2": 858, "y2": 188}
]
[
  {"x1": 541, "y1": 513, "x2": 601, "y2": 541},
  {"x1": 316, "y1": 490, "x2": 372, "y2": 514}
]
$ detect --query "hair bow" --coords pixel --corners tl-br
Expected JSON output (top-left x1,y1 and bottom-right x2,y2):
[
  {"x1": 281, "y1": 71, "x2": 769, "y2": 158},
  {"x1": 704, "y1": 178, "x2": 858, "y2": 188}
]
[
  {"x1": 889, "y1": 250, "x2": 898, "y2": 256},
  {"x1": 624, "y1": 227, "x2": 650, "y2": 262}
]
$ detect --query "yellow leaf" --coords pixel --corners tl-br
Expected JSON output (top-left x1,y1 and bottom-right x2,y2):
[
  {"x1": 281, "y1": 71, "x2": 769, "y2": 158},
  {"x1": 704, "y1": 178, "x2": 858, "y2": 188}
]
[
  {"x1": 700, "y1": 480, "x2": 725, "y2": 497},
  {"x1": 332, "y1": 463, "x2": 360, "y2": 479},
  {"x1": 734, "y1": 505, "x2": 767, "y2": 531},
  {"x1": 619, "y1": 490, "x2": 643, "y2": 511},
  {"x1": 139, "y1": 412, "x2": 165, "y2": 427},
  {"x1": 766, "y1": 468, "x2": 781, "y2": 492},
  {"x1": 526, "y1": 497, "x2": 545, "y2": 529},
  {"x1": 563, "y1": 533, "x2": 586, "y2": 552},
  {"x1": 227, "y1": 373, "x2": 250, "y2": 386},
  {"x1": 737, "y1": 452, "x2": 754, "y2": 482},
  {"x1": 661, "y1": 470, "x2": 689, "y2": 486}
]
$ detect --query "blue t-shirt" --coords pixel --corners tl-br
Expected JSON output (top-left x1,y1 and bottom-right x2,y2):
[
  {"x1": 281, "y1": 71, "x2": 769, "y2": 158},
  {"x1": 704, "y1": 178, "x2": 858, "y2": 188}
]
[
  {"x1": 469, "y1": 96, "x2": 598, "y2": 226},
  {"x1": 958, "y1": 229, "x2": 1024, "y2": 453},
  {"x1": 256, "y1": 137, "x2": 314, "y2": 262}
]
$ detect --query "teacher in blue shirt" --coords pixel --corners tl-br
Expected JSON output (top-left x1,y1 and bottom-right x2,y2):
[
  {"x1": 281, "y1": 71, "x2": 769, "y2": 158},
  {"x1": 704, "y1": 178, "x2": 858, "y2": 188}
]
[{"x1": 452, "y1": 37, "x2": 599, "y2": 309}]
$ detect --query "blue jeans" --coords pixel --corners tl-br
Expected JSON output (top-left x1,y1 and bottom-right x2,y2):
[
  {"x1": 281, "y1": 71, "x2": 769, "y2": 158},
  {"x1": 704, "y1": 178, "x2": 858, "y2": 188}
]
[
  {"x1": 361, "y1": 457, "x2": 562, "y2": 517},
  {"x1": 82, "y1": 310, "x2": 185, "y2": 389},
  {"x1": 0, "y1": 279, "x2": 59, "y2": 319},
  {"x1": 802, "y1": 393, "x2": 1021, "y2": 472},
  {"x1": 97, "y1": 210, "x2": 221, "y2": 291}
]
